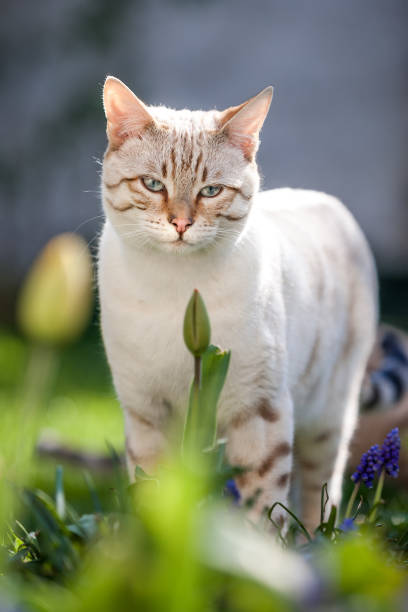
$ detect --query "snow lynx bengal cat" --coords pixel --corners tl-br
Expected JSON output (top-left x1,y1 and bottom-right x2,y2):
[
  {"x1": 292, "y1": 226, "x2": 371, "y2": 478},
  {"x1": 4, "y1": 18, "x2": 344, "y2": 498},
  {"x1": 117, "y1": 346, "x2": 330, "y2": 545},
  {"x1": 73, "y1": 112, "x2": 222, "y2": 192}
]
[{"x1": 98, "y1": 76, "x2": 377, "y2": 531}]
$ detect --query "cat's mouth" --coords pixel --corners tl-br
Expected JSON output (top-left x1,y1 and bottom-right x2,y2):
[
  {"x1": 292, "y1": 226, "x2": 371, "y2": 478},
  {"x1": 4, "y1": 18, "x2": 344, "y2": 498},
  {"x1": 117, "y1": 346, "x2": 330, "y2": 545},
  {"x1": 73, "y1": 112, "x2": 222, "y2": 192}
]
[{"x1": 173, "y1": 237, "x2": 188, "y2": 246}]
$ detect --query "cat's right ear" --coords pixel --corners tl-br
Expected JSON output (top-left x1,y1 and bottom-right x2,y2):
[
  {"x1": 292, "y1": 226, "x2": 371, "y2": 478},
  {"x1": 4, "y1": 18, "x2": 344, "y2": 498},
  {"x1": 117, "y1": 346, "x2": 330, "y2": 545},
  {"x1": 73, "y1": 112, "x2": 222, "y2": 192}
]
[
  {"x1": 219, "y1": 87, "x2": 273, "y2": 161},
  {"x1": 103, "y1": 76, "x2": 155, "y2": 149}
]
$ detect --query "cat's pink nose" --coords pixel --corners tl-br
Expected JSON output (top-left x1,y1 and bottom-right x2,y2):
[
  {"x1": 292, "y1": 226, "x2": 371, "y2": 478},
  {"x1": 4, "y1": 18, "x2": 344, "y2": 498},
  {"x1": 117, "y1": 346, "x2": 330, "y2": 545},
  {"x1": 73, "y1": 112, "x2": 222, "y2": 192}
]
[{"x1": 170, "y1": 216, "x2": 193, "y2": 235}]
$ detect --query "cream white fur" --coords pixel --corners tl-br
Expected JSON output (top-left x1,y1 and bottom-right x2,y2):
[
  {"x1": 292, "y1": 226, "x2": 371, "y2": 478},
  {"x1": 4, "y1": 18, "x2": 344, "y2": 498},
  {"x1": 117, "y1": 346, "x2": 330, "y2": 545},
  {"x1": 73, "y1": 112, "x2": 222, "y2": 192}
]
[{"x1": 98, "y1": 80, "x2": 378, "y2": 530}]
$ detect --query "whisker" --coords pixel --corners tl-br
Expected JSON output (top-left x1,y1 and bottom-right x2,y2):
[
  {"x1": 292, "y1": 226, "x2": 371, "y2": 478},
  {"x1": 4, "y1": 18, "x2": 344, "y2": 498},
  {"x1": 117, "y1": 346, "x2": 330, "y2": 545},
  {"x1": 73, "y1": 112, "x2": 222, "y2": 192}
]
[{"x1": 72, "y1": 214, "x2": 106, "y2": 234}]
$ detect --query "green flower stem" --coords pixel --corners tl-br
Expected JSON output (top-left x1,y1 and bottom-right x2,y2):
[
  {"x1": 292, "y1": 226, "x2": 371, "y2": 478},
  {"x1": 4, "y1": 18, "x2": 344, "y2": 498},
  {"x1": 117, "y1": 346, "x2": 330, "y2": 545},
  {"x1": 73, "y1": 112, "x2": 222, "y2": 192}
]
[
  {"x1": 368, "y1": 468, "x2": 385, "y2": 524},
  {"x1": 194, "y1": 355, "x2": 202, "y2": 389},
  {"x1": 345, "y1": 483, "x2": 360, "y2": 519},
  {"x1": 0, "y1": 342, "x2": 58, "y2": 539},
  {"x1": 191, "y1": 355, "x2": 202, "y2": 446},
  {"x1": 18, "y1": 343, "x2": 58, "y2": 478},
  {"x1": 182, "y1": 355, "x2": 202, "y2": 458}
]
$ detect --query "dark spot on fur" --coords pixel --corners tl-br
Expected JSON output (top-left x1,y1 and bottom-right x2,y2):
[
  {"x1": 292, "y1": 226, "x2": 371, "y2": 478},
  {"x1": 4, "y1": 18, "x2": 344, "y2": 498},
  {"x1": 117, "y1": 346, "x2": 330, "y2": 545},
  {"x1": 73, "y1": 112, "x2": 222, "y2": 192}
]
[
  {"x1": 230, "y1": 411, "x2": 252, "y2": 429},
  {"x1": 314, "y1": 430, "x2": 333, "y2": 444},
  {"x1": 258, "y1": 442, "x2": 291, "y2": 477},
  {"x1": 170, "y1": 148, "x2": 177, "y2": 178},
  {"x1": 216, "y1": 213, "x2": 248, "y2": 221},
  {"x1": 257, "y1": 399, "x2": 280, "y2": 423},
  {"x1": 194, "y1": 151, "x2": 203, "y2": 174},
  {"x1": 276, "y1": 472, "x2": 291, "y2": 487},
  {"x1": 236, "y1": 471, "x2": 251, "y2": 489},
  {"x1": 300, "y1": 459, "x2": 319, "y2": 471}
]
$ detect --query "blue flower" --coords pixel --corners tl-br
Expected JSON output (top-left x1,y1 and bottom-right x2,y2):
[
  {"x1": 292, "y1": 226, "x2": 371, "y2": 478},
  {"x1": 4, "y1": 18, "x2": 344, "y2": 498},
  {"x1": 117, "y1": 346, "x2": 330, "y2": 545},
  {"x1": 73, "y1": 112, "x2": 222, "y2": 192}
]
[
  {"x1": 338, "y1": 517, "x2": 356, "y2": 532},
  {"x1": 224, "y1": 479, "x2": 241, "y2": 503},
  {"x1": 351, "y1": 427, "x2": 401, "y2": 489},
  {"x1": 351, "y1": 444, "x2": 382, "y2": 488},
  {"x1": 380, "y1": 427, "x2": 400, "y2": 478}
]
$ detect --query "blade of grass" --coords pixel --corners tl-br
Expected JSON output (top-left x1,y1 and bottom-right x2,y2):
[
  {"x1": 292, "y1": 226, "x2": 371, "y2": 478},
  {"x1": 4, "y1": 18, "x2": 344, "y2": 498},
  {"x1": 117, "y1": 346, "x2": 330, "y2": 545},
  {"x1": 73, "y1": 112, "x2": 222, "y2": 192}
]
[
  {"x1": 83, "y1": 471, "x2": 103, "y2": 514},
  {"x1": 55, "y1": 465, "x2": 65, "y2": 521},
  {"x1": 268, "y1": 501, "x2": 312, "y2": 543}
]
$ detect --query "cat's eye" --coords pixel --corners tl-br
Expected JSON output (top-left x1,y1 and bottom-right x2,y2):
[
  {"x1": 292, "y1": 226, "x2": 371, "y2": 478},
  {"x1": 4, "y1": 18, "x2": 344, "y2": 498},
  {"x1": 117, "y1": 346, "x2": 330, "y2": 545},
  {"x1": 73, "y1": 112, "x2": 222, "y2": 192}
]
[
  {"x1": 200, "y1": 185, "x2": 222, "y2": 198},
  {"x1": 142, "y1": 177, "x2": 165, "y2": 192}
]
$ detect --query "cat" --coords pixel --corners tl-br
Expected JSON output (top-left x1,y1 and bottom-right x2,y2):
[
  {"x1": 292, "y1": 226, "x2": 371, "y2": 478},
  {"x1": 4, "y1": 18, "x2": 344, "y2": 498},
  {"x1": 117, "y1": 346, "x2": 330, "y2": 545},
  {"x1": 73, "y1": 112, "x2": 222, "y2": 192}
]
[{"x1": 98, "y1": 76, "x2": 378, "y2": 531}]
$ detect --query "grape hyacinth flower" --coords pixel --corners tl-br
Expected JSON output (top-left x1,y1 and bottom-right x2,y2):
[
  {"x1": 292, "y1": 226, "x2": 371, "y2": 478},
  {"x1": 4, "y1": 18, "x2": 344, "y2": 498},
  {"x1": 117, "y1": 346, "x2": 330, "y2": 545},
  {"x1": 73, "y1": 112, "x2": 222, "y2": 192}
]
[
  {"x1": 345, "y1": 427, "x2": 401, "y2": 522},
  {"x1": 338, "y1": 517, "x2": 356, "y2": 533},
  {"x1": 224, "y1": 479, "x2": 241, "y2": 504},
  {"x1": 380, "y1": 427, "x2": 400, "y2": 478},
  {"x1": 351, "y1": 444, "x2": 382, "y2": 489}
]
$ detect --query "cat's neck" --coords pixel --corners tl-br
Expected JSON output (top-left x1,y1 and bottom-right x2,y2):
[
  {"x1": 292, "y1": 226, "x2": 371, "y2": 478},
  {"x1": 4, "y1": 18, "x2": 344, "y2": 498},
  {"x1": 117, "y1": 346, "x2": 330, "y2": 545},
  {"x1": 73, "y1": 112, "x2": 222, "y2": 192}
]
[{"x1": 102, "y1": 212, "x2": 257, "y2": 297}]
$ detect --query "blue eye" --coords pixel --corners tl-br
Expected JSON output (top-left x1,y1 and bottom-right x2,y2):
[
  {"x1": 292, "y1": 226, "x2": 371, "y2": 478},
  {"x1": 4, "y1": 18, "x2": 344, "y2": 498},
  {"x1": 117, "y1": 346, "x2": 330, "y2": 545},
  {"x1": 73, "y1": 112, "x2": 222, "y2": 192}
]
[
  {"x1": 200, "y1": 185, "x2": 222, "y2": 198},
  {"x1": 142, "y1": 177, "x2": 165, "y2": 192}
]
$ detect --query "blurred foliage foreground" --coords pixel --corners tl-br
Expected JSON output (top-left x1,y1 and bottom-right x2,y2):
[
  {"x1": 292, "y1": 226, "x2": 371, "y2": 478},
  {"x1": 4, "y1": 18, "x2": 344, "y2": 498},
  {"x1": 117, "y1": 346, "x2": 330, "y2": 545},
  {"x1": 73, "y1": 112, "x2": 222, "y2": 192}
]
[{"x1": 0, "y1": 234, "x2": 408, "y2": 612}]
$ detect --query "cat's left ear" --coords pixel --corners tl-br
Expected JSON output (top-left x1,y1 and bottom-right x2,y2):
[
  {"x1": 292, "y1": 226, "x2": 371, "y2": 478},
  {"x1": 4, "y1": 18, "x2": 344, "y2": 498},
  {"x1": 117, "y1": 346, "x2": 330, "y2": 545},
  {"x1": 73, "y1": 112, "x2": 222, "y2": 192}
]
[
  {"x1": 219, "y1": 86, "x2": 273, "y2": 160},
  {"x1": 103, "y1": 76, "x2": 155, "y2": 149}
]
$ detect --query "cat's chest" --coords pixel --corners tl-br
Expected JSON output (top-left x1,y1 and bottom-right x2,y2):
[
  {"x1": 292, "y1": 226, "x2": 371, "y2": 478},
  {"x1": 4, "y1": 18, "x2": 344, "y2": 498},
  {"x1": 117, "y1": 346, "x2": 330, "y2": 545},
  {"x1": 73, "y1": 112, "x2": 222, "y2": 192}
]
[
  {"x1": 99, "y1": 243, "x2": 268, "y2": 390},
  {"x1": 101, "y1": 269, "x2": 256, "y2": 361}
]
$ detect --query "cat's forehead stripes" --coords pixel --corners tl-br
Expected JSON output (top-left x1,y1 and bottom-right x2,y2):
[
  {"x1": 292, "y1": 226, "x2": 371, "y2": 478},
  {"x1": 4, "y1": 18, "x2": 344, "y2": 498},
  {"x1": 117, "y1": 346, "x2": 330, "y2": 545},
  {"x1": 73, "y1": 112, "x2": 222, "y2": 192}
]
[
  {"x1": 164, "y1": 127, "x2": 210, "y2": 187},
  {"x1": 146, "y1": 107, "x2": 223, "y2": 187}
]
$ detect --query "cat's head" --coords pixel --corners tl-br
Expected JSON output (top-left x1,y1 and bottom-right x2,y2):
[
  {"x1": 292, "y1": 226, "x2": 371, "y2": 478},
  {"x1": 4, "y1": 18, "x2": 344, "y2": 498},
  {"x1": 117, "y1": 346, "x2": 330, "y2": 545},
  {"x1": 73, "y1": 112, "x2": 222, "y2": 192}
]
[{"x1": 101, "y1": 76, "x2": 272, "y2": 254}]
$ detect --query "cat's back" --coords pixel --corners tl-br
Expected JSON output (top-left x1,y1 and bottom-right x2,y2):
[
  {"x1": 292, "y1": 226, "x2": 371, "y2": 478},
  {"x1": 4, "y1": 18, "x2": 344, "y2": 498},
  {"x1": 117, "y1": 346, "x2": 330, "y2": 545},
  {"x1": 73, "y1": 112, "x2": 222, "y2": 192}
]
[
  {"x1": 251, "y1": 187, "x2": 378, "y2": 406},
  {"x1": 254, "y1": 187, "x2": 361, "y2": 234},
  {"x1": 253, "y1": 187, "x2": 376, "y2": 281}
]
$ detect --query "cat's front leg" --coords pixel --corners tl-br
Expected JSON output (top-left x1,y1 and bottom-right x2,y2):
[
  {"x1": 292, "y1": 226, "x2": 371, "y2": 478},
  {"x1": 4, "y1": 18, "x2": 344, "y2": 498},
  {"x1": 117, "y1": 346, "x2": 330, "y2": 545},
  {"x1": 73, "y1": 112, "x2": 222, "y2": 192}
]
[
  {"x1": 123, "y1": 400, "x2": 170, "y2": 478},
  {"x1": 225, "y1": 392, "x2": 294, "y2": 531}
]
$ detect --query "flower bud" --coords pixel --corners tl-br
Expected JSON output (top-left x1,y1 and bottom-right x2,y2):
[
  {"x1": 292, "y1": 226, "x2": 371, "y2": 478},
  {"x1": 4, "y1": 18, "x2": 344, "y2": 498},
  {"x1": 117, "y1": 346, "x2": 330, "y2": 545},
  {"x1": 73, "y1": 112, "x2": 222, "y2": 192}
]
[
  {"x1": 17, "y1": 233, "x2": 93, "y2": 345},
  {"x1": 183, "y1": 289, "x2": 211, "y2": 356}
]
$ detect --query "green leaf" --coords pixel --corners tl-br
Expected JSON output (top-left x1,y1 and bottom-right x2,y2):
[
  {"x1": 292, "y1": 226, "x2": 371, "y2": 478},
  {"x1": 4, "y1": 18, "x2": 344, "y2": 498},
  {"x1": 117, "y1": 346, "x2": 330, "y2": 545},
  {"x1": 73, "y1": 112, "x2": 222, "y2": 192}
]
[
  {"x1": 268, "y1": 501, "x2": 312, "y2": 543},
  {"x1": 320, "y1": 482, "x2": 329, "y2": 525},
  {"x1": 199, "y1": 345, "x2": 231, "y2": 450},
  {"x1": 83, "y1": 471, "x2": 103, "y2": 515},
  {"x1": 182, "y1": 345, "x2": 230, "y2": 457},
  {"x1": 319, "y1": 534, "x2": 404, "y2": 605},
  {"x1": 133, "y1": 465, "x2": 158, "y2": 482},
  {"x1": 55, "y1": 465, "x2": 66, "y2": 521},
  {"x1": 322, "y1": 505, "x2": 337, "y2": 539}
]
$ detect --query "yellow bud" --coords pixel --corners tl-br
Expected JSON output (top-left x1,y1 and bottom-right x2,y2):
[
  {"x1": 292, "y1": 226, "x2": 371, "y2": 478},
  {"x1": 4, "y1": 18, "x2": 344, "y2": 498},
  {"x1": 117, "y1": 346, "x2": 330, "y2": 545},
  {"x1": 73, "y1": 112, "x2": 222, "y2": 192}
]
[
  {"x1": 183, "y1": 289, "x2": 211, "y2": 357},
  {"x1": 17, "y1": 233, "x2": 93, "y2": 345}
]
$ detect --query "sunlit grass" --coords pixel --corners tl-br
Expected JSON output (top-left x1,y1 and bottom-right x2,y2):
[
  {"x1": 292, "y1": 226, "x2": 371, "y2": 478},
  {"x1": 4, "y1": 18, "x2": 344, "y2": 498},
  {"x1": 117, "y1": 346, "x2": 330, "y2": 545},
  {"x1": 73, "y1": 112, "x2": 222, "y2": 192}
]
[{"x1": 0, "y1": 326, "x2": 122, "y2": 452}]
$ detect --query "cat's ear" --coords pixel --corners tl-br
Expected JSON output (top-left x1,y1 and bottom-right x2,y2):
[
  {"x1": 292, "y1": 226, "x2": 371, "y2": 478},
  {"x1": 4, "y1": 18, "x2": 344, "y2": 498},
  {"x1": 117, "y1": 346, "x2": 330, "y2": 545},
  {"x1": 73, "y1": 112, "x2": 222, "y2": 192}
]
[
  {"x1": 103, "y1": 76, "x2": 155, "y2": 148},
  {"x1": 219, "y1": 86, "x2": 273, "y2": 160}
]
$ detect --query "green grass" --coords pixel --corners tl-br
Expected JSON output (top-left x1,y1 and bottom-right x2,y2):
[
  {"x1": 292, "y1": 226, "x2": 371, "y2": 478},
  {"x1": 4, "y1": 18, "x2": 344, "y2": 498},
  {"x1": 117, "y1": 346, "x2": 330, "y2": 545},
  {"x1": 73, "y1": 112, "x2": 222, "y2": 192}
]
[
  {"x1": 1, "y1": 323, "x2": 408, "y2": 611},
  {"x1": 0, "y1": 325, "x2": 123, "y2": 516},
  {"x1": 0, "y1": 325, "x2": 122, "y2": 451}
]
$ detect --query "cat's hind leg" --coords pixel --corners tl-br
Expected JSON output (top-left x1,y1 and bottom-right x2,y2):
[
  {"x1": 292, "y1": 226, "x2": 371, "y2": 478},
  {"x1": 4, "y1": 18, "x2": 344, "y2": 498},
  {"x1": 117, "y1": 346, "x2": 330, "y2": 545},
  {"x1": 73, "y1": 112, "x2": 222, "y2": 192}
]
[
  {"x1": 295, "y1": 367, "x2": 366, "y2": 533},
  {"x1": 225, "y1": 391, "x2": 294, "y2": 531}
]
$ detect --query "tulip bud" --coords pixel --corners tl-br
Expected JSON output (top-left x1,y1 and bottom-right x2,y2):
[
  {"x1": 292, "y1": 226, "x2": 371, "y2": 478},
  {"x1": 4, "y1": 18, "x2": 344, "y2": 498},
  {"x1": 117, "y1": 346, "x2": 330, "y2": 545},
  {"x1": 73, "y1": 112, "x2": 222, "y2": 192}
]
[
  {"x1": 17, "y1": 233, "x2": 93, "y2": 345},
  {"x1": 183, "y1": 289, "x2": 211, "y2": 357}
]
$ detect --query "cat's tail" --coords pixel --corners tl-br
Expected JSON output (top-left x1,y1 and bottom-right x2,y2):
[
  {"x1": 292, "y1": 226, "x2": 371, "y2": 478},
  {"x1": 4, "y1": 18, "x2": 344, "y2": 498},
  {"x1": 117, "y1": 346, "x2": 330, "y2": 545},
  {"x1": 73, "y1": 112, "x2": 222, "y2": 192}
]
[{"x1": 361, "y1": 325, "x2": 408, "y2": 411}]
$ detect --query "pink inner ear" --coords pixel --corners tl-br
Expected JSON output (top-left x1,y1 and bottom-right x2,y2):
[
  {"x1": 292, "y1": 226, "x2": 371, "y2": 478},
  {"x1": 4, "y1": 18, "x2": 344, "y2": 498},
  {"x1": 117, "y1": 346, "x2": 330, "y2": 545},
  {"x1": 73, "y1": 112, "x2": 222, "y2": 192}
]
[
  {"x1": 104, "y1": 78, "x2": 154, "y2": 148},
  {"x1": 107, "y1": 111, "x2": 152, "y2": 148},
  {"x1": 220, "y1": 88, "x2": 272, "y2": 160},
  {"x1": 225, "y1": 122, "x2": 259, "y2": 160}
]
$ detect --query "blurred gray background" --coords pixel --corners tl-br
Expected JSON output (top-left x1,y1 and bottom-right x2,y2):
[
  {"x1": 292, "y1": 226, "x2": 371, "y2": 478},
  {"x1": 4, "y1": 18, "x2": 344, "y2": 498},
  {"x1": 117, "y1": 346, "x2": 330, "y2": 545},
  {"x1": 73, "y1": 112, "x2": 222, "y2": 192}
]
[{"x1": 1, "y1": 0, "x2": 407, "y2": 322}]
